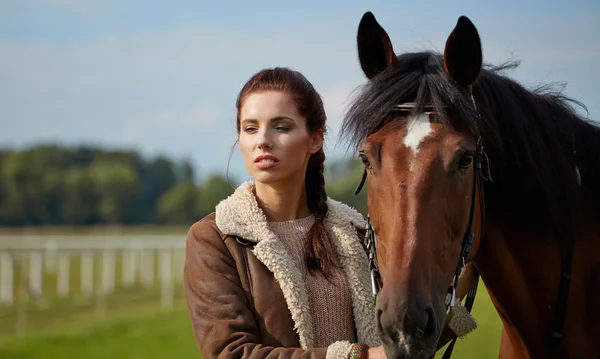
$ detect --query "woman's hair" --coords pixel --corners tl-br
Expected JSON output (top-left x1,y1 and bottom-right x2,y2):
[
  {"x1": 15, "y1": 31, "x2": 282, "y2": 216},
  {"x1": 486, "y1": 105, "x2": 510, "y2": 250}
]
[{"x1": 236, "y1": 67, "x2": 340, "y2": 280}]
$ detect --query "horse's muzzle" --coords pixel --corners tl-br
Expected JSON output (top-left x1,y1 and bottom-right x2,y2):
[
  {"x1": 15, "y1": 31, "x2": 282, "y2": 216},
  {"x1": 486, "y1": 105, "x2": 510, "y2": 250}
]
[{"x1": 376, "y1": 295, "x2": 438, "y2": 358}]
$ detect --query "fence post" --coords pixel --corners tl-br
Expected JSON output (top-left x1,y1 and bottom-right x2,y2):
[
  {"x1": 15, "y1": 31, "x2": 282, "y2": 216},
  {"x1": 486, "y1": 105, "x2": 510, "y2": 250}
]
[
  {"x1": 0, "y1": 251, "x2": 13, "y2": 304},
  {"x1": 159, "y1": 248, "x2": 173, "y2": 310},
  {"x1": 57, "y1": 252, "x2": 70, "y2": 297}
]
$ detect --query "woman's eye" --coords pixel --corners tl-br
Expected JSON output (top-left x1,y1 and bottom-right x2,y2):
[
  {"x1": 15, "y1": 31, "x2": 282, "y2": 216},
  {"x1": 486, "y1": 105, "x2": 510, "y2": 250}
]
[
  {"x1": 458, "y1": 153, "x2": 474, "y2": 170},
  {"x1": 244, "y1": 126, "x2": 257, "y2": 132},
  {"x1": 275, "y1": 126, "x2": 290, "y2": 131}
]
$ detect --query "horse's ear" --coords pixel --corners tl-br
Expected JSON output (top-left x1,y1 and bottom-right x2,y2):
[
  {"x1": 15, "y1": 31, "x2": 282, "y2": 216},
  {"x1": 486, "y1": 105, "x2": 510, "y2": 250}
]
[
  {"x1": 357, "y1": 11, "x2": 397, "y2": 79},
  {"x1": 443, "y1": 16, "x2": 482, "y2": 87}
]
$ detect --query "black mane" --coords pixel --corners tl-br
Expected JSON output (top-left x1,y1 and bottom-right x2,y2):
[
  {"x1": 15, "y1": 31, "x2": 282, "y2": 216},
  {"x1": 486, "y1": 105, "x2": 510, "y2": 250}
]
[{"x1": 341, "y1": 51, "x2": 600, "y2": 237}]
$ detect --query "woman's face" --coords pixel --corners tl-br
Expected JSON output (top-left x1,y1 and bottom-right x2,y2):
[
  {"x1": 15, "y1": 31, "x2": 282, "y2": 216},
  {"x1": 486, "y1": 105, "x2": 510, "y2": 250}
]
[{"x1": 238, "y1": 90, "x2": 322, "y2": 187}]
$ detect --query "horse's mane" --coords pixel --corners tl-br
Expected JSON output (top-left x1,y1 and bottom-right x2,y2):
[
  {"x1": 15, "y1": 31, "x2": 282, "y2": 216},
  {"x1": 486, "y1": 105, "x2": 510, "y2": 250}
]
[{"x1": 341, "y1": 51, "x2": 600, "y2": 238}]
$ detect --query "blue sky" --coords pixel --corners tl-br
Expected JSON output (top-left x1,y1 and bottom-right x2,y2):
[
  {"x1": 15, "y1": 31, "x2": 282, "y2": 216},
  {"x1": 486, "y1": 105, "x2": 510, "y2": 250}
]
[{"x1": 1, "y1": 0, "x2": 598, "y2": 182}]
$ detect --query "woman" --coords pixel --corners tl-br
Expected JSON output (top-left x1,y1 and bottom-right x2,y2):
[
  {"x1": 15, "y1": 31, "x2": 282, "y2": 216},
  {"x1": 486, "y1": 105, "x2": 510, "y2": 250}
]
[{"x1": 183, "y1": 67, "x2": 386, "y2": 358}]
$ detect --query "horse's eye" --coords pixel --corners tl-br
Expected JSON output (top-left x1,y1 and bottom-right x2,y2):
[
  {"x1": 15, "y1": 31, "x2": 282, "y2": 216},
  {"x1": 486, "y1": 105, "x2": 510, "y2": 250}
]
[
  {"x1": 359, "y1": 153, "x2": 372, "y2": 170},
  {"x1": 458, "y1": 153, "x2": 474, "y2": 170}
]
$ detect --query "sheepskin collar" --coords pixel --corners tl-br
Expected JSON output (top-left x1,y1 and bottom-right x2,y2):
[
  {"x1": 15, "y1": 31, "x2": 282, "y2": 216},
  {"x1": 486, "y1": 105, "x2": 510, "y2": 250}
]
[{"x1": 215, "y1": 181, "x2": 379, "y2": 349}]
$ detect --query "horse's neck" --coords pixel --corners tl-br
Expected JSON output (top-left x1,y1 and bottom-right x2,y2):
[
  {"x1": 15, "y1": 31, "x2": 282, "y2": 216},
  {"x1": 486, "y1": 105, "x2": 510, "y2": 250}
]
[
  {"x1": 475, "y1": 215, "x2": 600, "y2": 358},
  {"x1": 473, "y1": 219, "x2": 564, "y2": 358}
]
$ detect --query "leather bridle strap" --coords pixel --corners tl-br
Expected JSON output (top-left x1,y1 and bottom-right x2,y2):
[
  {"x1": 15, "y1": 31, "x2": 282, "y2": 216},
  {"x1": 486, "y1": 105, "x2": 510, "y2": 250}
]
[
  {"x1": 442, "y1": 161, "x2": 486, "y2": 359},
  {"x1": 447, "y1": 137, "x2": 484, "y2": 309},
  {"x1": 440, "y1": 273, "x2": 479, "y2": 359}
]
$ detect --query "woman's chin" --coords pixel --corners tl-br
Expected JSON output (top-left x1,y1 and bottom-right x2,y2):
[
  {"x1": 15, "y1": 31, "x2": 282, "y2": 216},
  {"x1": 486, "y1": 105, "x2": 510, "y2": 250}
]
[{"x1": 251, "y1": 172, "x2": 284, "y2": 185}]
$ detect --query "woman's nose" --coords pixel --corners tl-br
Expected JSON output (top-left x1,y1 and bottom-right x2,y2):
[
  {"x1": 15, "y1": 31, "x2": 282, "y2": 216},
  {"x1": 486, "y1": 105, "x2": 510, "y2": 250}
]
[{"x1": 257, "y1": 130, "x2": 272, "y2": 149}]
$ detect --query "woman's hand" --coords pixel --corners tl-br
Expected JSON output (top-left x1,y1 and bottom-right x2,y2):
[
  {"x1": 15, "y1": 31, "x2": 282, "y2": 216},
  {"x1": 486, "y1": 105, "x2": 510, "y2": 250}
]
[{"x1": 367, "y1": 345, "x2": 387, "y2": 358}]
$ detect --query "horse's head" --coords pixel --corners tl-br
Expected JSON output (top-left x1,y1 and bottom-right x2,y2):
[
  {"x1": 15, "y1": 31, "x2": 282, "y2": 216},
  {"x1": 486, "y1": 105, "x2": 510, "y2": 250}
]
[{"x1": 348, "y1": 12, "x2": 487, "y2": 358}]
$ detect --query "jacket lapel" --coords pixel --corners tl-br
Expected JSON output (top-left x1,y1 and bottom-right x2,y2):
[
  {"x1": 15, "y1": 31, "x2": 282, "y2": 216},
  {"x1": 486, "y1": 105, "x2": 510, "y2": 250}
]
[{"x1": 216, "y1": 182, "x2": 315, "y2": 348}]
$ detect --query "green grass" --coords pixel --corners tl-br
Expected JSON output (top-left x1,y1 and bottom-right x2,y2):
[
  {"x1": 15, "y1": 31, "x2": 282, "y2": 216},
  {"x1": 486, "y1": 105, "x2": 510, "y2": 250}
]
[
  {"x1": 1, "y1": 245, "x2": 186, "y2": 334},
  {"x1": 0, "y1": 298, "x2": 200, "y2": 359},
  {"x1": 0, "y1": 280, "x2": 503, "y2": 359},
  {"x1": 0, "y1": 230, "x2": 502, "y2": 357}
]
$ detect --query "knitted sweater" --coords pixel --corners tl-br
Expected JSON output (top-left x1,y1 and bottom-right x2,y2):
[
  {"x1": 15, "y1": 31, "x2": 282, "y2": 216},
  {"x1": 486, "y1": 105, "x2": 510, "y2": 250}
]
[{"x1": 267, "y1": 215, "x2": 357, "y2": 348}]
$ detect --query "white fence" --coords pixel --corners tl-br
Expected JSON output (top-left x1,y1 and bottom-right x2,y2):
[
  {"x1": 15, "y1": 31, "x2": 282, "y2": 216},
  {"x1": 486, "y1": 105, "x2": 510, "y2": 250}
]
[{"x1": 0, "y1": 235, "x2": 187, "y2": 335}]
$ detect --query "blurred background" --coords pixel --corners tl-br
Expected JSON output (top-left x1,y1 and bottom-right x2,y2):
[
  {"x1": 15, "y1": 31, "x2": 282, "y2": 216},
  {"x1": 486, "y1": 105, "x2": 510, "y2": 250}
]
[{"x1": 0, "y1": 1, "x2": 597, "y2": 358}]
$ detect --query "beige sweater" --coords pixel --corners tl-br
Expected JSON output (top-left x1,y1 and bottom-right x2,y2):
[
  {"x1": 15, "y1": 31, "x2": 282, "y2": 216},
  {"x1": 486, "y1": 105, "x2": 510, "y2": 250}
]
[{"x1": 268, "y1": 215, "x2": 357, "y2": 348}]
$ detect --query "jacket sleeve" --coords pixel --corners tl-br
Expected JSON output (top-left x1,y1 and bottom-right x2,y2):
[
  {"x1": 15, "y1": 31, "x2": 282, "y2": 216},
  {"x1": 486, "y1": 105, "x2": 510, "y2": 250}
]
[{"x1": 183, "y1": 219, "x2": 355, "y2": 359}]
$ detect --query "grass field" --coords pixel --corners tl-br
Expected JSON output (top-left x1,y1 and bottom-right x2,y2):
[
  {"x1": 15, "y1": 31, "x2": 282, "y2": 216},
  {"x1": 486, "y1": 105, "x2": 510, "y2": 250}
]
[
  {"x1": 0, "y1": 228, "x2": 503, "y2": 358},
  {"x1": 0, "y1": 297, "x2": 199, "y2": 359},
  {"x1": 0, "y1": 279, "x2": 502, "y2": 359}
]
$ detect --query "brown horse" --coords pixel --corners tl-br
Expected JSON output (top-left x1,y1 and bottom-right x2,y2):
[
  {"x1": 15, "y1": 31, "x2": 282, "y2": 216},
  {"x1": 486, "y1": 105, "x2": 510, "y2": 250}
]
[{"x1": 341, "y1": 12, "x2": 600, "y2": 359}]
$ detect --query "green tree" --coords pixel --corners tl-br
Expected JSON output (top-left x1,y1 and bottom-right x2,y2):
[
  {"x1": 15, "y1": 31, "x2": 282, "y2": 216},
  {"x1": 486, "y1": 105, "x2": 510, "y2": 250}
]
[
  {"x1": 90, "y1": 159, "x2": 141, "y2": 224},
  {"x1": 155, "y1": 179, "x2": 201, "y2": 225},
  {"x1": 0, "y1": 147, "x2": 66, "y2": 225},
  {"x1": 198, "y1": 174, "x2": 235, "y2": 218},
  {"x1": 61, "y1": 167, "x2": 100, "y2": 225},
  {"x1": 325, "y1": 158, "x2": 368, "y2": 215}
]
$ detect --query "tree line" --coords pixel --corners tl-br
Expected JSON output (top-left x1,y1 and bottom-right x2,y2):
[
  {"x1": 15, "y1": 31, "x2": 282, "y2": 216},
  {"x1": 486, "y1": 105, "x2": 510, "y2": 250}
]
[{"x1": 0, "y1": 144, "x2": 367, "y2": 227}]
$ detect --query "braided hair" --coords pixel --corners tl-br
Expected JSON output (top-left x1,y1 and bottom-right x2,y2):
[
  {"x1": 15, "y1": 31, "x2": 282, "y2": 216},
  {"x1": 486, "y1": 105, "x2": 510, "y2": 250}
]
[{"x1": 236, "y1": 67, "x2": 340, "y2": 279}]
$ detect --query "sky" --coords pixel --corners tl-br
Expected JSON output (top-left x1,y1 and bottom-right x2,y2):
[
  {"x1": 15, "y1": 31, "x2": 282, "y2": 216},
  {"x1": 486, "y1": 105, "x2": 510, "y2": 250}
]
[{"x1": 1, "y1": 0, "x2": 598, "y2": 183}]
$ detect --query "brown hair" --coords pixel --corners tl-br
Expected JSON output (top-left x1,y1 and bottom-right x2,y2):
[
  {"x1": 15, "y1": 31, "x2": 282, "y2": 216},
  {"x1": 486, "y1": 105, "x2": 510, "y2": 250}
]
[{"x1": 235, "y1": 67, "x2": 340, "y2": 279}]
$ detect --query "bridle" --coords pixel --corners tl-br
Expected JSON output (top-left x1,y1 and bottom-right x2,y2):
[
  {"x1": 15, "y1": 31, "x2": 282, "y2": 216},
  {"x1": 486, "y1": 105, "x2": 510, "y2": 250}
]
[
  {"x1": 349, "y1": 96, "x2": 484, "y2": 359},
  {"x1": 353, "y1": 101, "x2": 487, "y2": 358},
  {"x1": 353, "y1": 98, "x2": 575, "y2": 358}
]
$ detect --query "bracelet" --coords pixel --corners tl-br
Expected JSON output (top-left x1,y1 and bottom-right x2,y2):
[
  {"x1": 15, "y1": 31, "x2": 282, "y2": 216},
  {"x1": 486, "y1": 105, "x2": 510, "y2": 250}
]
[{"x1": 349, "y1": 343, "x2": 369, "y2": 359}]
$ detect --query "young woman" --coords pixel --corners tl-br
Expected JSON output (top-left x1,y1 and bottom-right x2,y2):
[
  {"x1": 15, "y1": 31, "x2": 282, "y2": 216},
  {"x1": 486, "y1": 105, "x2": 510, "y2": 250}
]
[{"x1": 182, "y1": 67, "x2": 387, "y2": 358}]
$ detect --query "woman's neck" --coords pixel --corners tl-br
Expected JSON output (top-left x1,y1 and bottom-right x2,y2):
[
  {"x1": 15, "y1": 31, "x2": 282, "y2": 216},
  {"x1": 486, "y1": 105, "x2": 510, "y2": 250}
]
[{"x1": 254, "y1": 180, "x2": 311, "y2": 222}]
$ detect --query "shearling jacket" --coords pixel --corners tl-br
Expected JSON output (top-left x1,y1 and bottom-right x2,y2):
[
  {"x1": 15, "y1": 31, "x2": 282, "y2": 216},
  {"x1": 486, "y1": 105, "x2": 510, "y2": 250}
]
[{"x1": 183, "y1": 181, "x2": 379, "y2": 359}]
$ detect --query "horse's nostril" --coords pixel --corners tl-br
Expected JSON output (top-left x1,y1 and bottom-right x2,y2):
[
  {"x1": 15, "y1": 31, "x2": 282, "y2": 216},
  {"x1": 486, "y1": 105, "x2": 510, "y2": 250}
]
[
  {"x1": 377, "y1": 308, "x2": 400, "y2": 345},
  {"x1": 404, "y1": 304, "x2": 436, "y2": 340}
]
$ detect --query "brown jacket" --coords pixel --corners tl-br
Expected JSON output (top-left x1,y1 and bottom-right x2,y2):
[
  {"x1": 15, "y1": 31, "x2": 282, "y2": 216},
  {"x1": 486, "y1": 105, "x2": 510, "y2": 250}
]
[{"x1": 183, "y1": 181, "x2": 379, "y2": 359}]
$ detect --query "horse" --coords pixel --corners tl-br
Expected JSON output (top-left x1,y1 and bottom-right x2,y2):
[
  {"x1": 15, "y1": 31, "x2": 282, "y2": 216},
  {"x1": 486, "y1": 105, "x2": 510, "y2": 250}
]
[{"x1": 341, "y1": 11, "x2": 600, "y2": 359}]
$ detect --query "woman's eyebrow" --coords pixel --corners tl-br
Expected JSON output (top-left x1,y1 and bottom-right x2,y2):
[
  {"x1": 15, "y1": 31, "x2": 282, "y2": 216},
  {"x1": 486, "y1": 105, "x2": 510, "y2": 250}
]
[{"x1": 241, "y1": 116, "x2": 296, "y2": 124}]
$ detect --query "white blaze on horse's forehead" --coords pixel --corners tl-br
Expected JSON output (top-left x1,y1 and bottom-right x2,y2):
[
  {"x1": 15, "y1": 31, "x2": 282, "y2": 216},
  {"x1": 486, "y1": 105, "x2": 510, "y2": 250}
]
[{"x1": 403, "y1": 114, "x2": 433, "y2": 155}]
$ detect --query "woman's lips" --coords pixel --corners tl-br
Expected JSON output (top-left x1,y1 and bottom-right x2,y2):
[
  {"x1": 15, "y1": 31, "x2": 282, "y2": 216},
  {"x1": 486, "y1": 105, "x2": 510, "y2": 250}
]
[{"x1": 254, "y1": 154, "x2": 279, "y2": 169}]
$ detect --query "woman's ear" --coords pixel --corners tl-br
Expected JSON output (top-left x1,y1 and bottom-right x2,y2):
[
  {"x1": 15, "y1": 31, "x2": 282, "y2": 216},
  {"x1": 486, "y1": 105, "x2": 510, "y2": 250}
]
[{"x1": 309, "y1": 130, "x2": 324, "y2": 154}]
